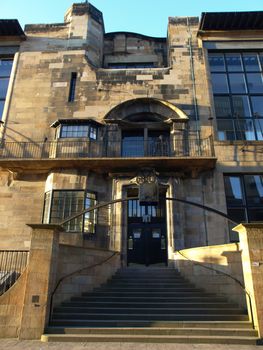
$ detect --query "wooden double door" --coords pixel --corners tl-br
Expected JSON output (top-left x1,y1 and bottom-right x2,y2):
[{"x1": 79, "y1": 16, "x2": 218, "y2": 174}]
[{"x1": 127, "y1": 222, "x2": 167, "y2": 266}]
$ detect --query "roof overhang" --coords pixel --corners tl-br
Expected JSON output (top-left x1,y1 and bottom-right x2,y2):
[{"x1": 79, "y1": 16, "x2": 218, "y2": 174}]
[
  {"x1": 0, "y1": 20, "x2": 25, "y2": 41},
  {"x1": 50, "y1": 118, "x2": 104, "y2": 128},
  {"x1": 198, "y1": 11, "x2": 263, "y2": 37}
]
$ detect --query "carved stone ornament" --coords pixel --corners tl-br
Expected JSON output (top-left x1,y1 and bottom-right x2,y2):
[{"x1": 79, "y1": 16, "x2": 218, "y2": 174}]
[{"x1": 136, "y1": 168, "x2": 159, "y2": 206}]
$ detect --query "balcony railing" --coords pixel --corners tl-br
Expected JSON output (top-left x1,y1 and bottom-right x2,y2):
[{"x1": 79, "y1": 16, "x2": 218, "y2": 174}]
[
  {"x1": 0, "y1": 250, "x2": 29, "y2": 295},
  {"x1": 0, "y1": 137, "x2": 214, "y2": 160}
]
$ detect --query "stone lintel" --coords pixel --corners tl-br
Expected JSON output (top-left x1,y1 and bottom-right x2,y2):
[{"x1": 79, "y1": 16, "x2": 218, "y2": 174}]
[{"x1": 26, "y1": 223, "x2": 64, "y2": 231}]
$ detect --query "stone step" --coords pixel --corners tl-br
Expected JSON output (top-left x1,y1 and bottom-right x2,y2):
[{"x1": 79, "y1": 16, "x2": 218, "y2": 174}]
[
  {"x1": 41, "y1": 333, "x2": 258, "y2": 345},
  {"x1": 45, "y1": 326, "x2": 258, "y2": 337},
  {"x1": 70, "y1": 296, "x2": 228, "y2": 302},
  {"x1": 82, "y1": 291, "x2": 213, "y2": 297},
  {"x1": 45, "y1": 267, "x2": 256, "y2": 344},
  {"x1": 92, "y1": 287, "x2": 204, "y2": 292},
  {"x1": 108, "y1": 281, "x2": 190, "y2": 286},
  {"x1": 62, "y1": 301, "x2": 237, "y2": 308},
  {"x1": 53, "y1": 307, "x2": 245, "y2": 315},
  {"x1": 51, "y1": 313, "x2": 249, "y2": 321},
  {"x1": 112, "y1": 274, "x2": 184, "y2": 278},
  {"x1": 48, "y1": 320, "x2": 254, "y2": 328}
]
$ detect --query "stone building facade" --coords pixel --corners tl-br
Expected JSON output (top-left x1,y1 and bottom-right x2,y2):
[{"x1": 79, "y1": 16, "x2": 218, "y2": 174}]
[
  {"x1": 0, "y1": 4, "x2": 263, "y2": 264},
  {"x1": 0, "y1": 2, "x2": 263, "y2": 342}
]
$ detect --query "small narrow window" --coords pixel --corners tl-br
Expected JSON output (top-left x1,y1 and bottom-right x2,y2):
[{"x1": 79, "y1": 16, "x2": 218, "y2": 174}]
[{"x1": 68, "y1": 72, "x2": 77, "y2": 102}]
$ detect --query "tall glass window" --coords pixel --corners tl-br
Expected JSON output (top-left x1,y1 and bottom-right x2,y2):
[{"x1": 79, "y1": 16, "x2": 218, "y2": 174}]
[
  {"x1": 43, "y1": 190, "x2": 97, "y2": 234},
  {"x1": 0, "y1": 59, "x2": 13, "y2": 120},
  {"x1": 224, "y1": 175, "x2": 263, "y2": 241},
  {"x1": 209, "y1": 52, "x2": 263, "y2": 140}
]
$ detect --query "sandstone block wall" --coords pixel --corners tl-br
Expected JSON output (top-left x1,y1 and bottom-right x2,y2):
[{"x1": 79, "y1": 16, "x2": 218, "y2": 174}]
[{"x1": 173, "y1": 243, "x2": 246, "y2": 308}]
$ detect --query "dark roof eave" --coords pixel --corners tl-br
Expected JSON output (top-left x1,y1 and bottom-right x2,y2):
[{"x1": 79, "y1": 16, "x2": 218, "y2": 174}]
[
  {"x1": 199, "y1": 11, "x2": 263, "y2": 32},
  {"x1": 0, "y1": 19, "x2": 25, "y2": 38},
  {"x1": 50, "y1": 118, "x2": 104, "y2": 128}
]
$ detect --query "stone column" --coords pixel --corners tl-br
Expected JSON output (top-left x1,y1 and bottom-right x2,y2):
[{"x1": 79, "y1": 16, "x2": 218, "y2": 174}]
[
  {"x1": 18, "y1": 224, "x2": 63, "y2": 340},
  {"x1": 233, "y1": 223, "x2": 263, "y2": 340}
]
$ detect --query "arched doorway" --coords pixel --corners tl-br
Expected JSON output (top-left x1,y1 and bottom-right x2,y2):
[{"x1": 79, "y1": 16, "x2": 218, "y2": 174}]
[{"x1": 103, "y1": 98, "x2": 189, "y2": 265}]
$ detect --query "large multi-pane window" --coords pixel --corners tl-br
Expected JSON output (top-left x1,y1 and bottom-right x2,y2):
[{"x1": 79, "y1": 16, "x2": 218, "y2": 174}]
[
  {"x1": 224, "y1": 174, "x2": 263, "y2": 241},
  {"x1": 224, "y1": 174, "x2": 263, "y2": 222},
  {"x1": 59, "y1": 124, "x2": 98, "y2": 140},
  {"x1": 209, "y1": 52, "x2": 263, "y2": 140},
  {"x1": 0, "y1": 59, "x2": 13, "y2": 120},
  {"x1": 43, "y1": 190, "x2": 97, "y2": 234}
]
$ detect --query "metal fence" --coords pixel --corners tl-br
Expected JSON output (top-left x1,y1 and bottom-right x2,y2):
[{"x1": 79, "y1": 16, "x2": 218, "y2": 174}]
[
  {"x1": 0, "y1": 250, "x2": 29, "y2": 296},
  {"x1": 0, "y1": 137, "x2": 214, "y2": 159}
]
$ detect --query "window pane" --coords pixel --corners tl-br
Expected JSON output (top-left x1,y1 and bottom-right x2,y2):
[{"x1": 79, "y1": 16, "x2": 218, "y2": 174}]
[
  {"x1": 49, "y1": 191, "x2": 85, "y2": 232},
  {"x1": 248, "y1": 208, "x2": 263, "y2": 222},
  {"x1": 0, "y1": 100, "x2": 4, "y2": 120},
  {"x1": 228, "y1": 73, "x2": 247, "y2": 93},
  {"x1": 251, "y1": 96, "x2": 263, "y2": 117},
  {"x1": 89, "y1": 126, "x2": 97, "y2": 140},
  {"x1": 225, "y1": 54, "x2": 243, "y2": 72},
  {"x1": 246, "y1": 73, "x2": 263, "y2": 93},
  {"x1": 60, "y1": 124, "x2": 90, "y2": 138},
  {"x1": 255, "y1": 119, "x2": 263, "y2": 140},
  {"x1": 232, "y1": 96, "x2": 251, "y2": 118},
  {"x1": 243, "y1": 54, "x2": 260, "y2": 72},
  {"x1": 214, "y1": 96, "x2": 231, "y2": 117},
  {"x1": 234, "y1": 119, "x2": 255, "y2": 141},
  {"x1": 224, "y1": 176, "x2": 245, "y2": 206},
  {"x1": 244, "y1": 175, "x2": 263, "y2": 207},
  {"x1": 0, "y1": 60, "x2": 13, "y2": 77},
  {"x1": 0, "y1": 78, "x2": 9, "y2": 99},
  {"x1": 211, "y1": 73, "x2": 229, "y2": 93},
  {"x1": 217, "y1": 119, "x2": 235, "y2": 140},
  {"x1": 122, "y1": 131, "x2": 144, "y2": 157},
  {"x1": 84, "y1": 192, "x2": 97, "y2": 234},
  {"x1": 227, "y1": 208, "x2": 247, "y2": 223},
  {"x1": 260, "y1": 54, "x2": 263, "y2": 70},
  {"x1": 209, "y1": 54, "x2": 226, "y2": 72}
]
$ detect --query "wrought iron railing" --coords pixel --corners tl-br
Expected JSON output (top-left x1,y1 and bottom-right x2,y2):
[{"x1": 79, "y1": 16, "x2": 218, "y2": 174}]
[
  {"x1": 0, "y1": 137, "x2": 214, "y2": 159},
  {"x1": 0, "y1": 250, "x2": 29, "y2": 295}
]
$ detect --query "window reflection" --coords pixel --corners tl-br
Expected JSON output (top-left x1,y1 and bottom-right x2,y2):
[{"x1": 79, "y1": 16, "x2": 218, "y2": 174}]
[
  {"x1": 209, "y1": 52, "x2": 263, "y2": 140},
  {"x1": 225, "y1": 54, "x2": 243, "y2": 72},
  {"x1": 209, "y1": 54, "x2": 226, "y2": 72},
  {"x1": 224, "y1": 175, "x2": 263, "y2": 232}
]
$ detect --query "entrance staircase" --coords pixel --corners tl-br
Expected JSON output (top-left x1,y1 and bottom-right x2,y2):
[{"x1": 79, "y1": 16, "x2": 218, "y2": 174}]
[{"x1": 42, "y1": 267, "x2": 258, "y2": 344}]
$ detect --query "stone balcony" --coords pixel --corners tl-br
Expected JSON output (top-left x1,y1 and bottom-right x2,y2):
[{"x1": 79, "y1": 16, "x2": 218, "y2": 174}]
[{"x1": 0, "y1": 137, "x2": 216, "y2": 176}]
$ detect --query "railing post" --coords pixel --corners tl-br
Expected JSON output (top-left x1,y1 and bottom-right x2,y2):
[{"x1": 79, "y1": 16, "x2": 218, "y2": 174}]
[
  {"x1": 18, "y1": 224, "x2": 63, "y2": 340},
  {"x1": 233, "y1": 223, "x2": 263, "y2": 342},
  {"x1": 209, "y1": 134, "x2": 215, "y2": 157}
]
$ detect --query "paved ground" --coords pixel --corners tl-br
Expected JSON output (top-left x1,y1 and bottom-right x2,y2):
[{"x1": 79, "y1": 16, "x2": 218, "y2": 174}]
[{"x1": 0, "y1": 340, "x2": 261, "y2": 350}]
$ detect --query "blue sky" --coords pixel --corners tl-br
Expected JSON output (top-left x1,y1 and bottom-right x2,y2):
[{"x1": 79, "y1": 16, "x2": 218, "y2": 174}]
[{"x1": 1, "y1": 0, "x2": 263, "y2": 37}]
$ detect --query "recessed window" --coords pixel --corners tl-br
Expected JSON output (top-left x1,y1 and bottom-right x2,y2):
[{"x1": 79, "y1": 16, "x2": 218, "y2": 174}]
[
  {"x1": 43, "y1": 190, "x2": 97, "y2": 234},
  {"x1": 60, "y1": 124, "x2": 97, "y2": 140},
  {"x1": 68, "y1": 72, "x2": 77, "y2": 102},
  {"x1": 122, "y1": 130, "x2": 170, "y2": 157},
  {"x1": 209, "y1": 52, "x2": 263, "y2": 141},
  {"x1": 224, "y1": 174, "x2": 263, "y2": 242},
  {"x1": 0, "y1": 59, "x2": 13, "y2": 120}
]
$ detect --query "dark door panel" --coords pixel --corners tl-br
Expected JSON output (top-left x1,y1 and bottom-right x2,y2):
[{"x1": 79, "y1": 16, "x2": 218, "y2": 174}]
[{"x1": 127, "y1": 223, "x2": 167, "y2": 266}]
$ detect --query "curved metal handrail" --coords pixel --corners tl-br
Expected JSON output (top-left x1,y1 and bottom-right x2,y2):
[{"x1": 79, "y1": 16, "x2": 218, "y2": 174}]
[
  {"x1": 176, "y1": 249, "x2": 255, "y2": 329},
  {"x1": 49, "y1": 251, "x2": 119, "y2": 324}
]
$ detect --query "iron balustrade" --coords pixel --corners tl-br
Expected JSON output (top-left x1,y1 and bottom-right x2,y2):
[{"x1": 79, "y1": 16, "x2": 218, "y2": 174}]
[
  {"x1": 0, "y1": 137, "x2": 214, "y2": 159},
  {"x1": 0, "y1": 250, "x2": 29, "y2": 295}
]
